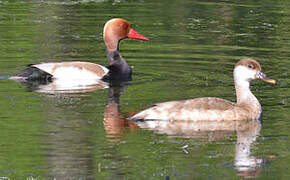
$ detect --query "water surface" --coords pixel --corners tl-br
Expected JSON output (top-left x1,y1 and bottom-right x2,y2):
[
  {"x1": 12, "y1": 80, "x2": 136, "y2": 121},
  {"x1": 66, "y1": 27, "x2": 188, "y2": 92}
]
[{"x1": 0, "y1": 0, "x2": 289, "y2": 179}]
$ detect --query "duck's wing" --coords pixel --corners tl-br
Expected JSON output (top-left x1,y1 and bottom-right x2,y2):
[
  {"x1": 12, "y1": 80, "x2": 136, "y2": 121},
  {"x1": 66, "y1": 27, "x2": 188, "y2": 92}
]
[
  {"x1": 32, "y1": 62, "x2": 109, "y2": 79},
  {"x1": 129, "y1": 97, "x2": 236, "y2": 121}
]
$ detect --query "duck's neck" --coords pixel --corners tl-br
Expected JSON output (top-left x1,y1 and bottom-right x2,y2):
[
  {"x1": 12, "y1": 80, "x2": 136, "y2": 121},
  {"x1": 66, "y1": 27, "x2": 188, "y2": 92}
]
[
  {"x1": 234, "y1": 76, "x2": 261, "y2": 112},
  {"x1": 104, "y1": 50, "x2": 131, "y2": 81}
]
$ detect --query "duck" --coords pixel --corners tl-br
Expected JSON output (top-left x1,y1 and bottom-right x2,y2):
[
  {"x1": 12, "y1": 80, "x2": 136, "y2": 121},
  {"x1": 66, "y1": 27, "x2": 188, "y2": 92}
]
[
  {"x1": 10, "y1": 18, "x2": 149, "y2": 83},
  {"x1": 129, "y1": 58, "x2": 276, "y2": 121}
]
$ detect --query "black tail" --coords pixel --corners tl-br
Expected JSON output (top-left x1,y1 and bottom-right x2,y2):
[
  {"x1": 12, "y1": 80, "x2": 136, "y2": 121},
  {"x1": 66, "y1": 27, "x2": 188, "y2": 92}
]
[{"x1": 16, "y1": 67, "x2": 53, "y2": 81}]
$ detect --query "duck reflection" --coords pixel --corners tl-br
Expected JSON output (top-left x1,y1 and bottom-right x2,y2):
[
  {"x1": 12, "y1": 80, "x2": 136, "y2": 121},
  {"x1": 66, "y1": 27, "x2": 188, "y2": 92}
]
[
  {"x1": 103, "y1": 81, "x2": 137, "y2": 142},
  {"x1": 40, "y1": 92, "x2": 98, "y2": 179},
  {"x1": 16, "y1": 78, "x2": 108, "y2": 93},
  {"x1": 14, "y1": 79, "x2": 120, "y2": 177},
  {"x1": 20, "y1": 79, "x2": 136, "y2": 178},
  {"x1": 135, "y1": 119, "x2": 263, "y2": 178},
  {"x1": 12, "y1": 79, "x2": 264, "y2": 178},
  {"x1": 234, "y1": 120, "x2": 263, "y2": 178},
  {"x1": 18, "y1": 77, "x2": 136, "y2": 139}
]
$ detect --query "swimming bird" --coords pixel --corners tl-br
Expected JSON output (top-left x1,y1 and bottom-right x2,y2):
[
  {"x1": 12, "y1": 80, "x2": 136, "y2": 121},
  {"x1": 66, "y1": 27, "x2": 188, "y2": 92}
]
[
  {"x1": 10, "y1": 18, "x2": 149, "y2": 83},
  {"x1": 129, "y1": 59, "x2": 276, "y2": 121}
]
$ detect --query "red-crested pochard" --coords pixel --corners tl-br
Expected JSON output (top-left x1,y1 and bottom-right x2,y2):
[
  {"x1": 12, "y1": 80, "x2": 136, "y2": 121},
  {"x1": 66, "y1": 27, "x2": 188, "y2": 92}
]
[
  {"x1": 129, "y1": 59, "x2": 276, "y2": 121},
  {"x1": 10, "y1": 18, "x2": 149, "y2": 83}
]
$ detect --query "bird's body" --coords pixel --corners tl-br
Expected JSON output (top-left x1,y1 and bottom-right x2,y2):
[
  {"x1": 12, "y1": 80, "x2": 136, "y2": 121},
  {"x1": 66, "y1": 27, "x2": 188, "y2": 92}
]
[
  {"x1": 133, "y1": 97, "x2": 261, "y2": 121},
  {"x1": 10, "y1": 18, "x2": 149, "y2": 84},
  {"x1": 130, "y1": 59, "x2": 276, "y2": 122}
]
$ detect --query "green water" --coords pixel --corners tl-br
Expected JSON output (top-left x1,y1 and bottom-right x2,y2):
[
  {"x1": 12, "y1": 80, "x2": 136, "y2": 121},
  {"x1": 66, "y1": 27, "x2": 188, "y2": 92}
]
[{"x1": 0, "y1": 0, "x2": 289, "y2": 179}]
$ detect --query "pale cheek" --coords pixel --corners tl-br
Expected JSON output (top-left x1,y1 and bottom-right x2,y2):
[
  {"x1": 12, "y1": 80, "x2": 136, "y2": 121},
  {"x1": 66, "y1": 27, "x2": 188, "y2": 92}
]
[{"x1": 234, "y1": 66, "x2": 257, "y2": 82}]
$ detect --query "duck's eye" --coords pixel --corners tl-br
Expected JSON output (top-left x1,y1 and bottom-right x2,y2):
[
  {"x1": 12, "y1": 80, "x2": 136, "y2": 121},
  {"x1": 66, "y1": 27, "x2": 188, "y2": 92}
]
[{"x1": 248, "y1": 64, "x2": 254, "y2": 69}]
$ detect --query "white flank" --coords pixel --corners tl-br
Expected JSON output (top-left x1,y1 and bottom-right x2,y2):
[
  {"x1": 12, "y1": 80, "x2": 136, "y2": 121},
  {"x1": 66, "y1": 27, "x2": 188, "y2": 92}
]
[
  {"x1": 32, "y1": 63, "x2": 58, "y2": 75},
  {"x1": 33, "y1": 62, "x2": 108, "y2": 76},
  {"x1": 53, "y1": 66, "x2": 100, "y2": 80},
  {"x1": 51, "y1": 67, "x2": 104, "y2": 87},
  {"x1": 31, "y1": 62, "x2": 109, "y2": 88}
]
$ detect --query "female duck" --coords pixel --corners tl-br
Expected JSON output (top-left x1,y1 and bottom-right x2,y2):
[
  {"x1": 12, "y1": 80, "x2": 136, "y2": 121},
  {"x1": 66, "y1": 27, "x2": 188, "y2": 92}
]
[
  {"x1": 130, "y1": 59, "x2": 276, "y2": 121},
  {"x1": 11, "y1": 18, "x2": 149, "y2": 82}
]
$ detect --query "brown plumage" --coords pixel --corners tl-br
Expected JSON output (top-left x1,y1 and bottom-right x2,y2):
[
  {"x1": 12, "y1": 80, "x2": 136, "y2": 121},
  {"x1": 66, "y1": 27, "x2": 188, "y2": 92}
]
[
  {"x1": 235, "y1": 58, "x2": 261, "y2": 70},
  {"x1": 129, "y1": 59, "x2": 276, "y2": 121},
  {"x1": 104, "y1": 18, "x2": 132, "y2": 51}
]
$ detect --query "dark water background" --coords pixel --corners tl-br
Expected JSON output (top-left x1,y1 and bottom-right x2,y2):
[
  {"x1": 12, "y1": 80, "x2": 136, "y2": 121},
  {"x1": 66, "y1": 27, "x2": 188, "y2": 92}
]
[{"x1": 0, "y1": 0, "x2": 289, "y2": 179}]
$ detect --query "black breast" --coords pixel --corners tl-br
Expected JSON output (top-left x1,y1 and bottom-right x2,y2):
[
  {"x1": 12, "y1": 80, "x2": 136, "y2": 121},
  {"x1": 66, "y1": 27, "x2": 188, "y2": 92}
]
[{"x1": 102, "y1": 50, "x2": 132, "y2": 81}]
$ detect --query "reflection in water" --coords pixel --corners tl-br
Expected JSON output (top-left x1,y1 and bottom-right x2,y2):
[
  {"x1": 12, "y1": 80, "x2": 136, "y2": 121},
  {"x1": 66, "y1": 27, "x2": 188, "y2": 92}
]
[
  {"x1": 103, "y1": 81, "x2": 137, "y2": 142},
  {"x1": 0, "y1": 0, "x2": 288, "y2": 178},
  {"x1": 20, "y1": 79, "x2": 136, "y2": 178},
  {"x1": 14, "y1": 79, "x2": 106, "y2": 178},
  {"x1": 8, "y1": 73, "x2": 265, "y2": 178},
  {"x1": 135, "y1": 119, "x2": 263, "y2": 178},
  {"x1": 12, "y1": 78, "x2": 108, "y2": 94},
  {"x1": 41, "y1": 93, "x2": 96, "y2": 179},
  {"x1": 27, "y1": 78, "x2": 264, "y2": 178},
  {"x1": 234, "y1": 120, "x2": 263, "y2": 178}
]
